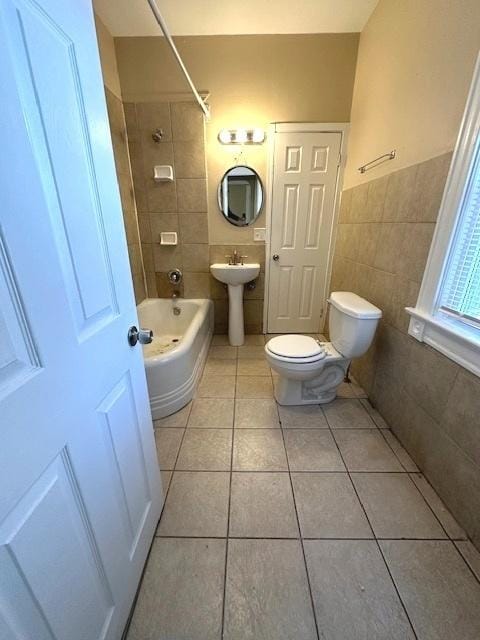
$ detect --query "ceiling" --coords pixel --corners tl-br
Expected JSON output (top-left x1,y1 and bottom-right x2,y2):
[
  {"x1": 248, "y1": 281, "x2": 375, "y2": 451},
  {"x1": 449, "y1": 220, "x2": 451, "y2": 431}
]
[{"x1": 93, "y1": 0, "x2": 379, "y2": 37}]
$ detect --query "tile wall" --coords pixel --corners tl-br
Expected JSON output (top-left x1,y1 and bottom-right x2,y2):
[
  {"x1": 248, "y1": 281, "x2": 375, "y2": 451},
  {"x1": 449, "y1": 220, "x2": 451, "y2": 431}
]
[
  {"x1": 124, "y1": 101, "x2": 209, "y2": 300},
  {"x1": 123, "y1": 100, "x2": 265, "y2": 333},
  {"x1": 104, "y1": 88, "x2": 146, "y2": 303},
  {"x1": 330, "y1": 152, "x2": 480, "y2": 549}
]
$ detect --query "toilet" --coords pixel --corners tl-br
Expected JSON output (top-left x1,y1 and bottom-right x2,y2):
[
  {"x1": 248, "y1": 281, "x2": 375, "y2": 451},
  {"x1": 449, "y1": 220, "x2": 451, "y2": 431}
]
[{"x1": 265, "y1": 292, "x2": 382, "y2": 405}]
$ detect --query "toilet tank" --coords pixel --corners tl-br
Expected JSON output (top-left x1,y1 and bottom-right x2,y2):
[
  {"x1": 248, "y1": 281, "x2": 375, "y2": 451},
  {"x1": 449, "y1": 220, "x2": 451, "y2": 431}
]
[{"x1": 328, "y1": 292, "x2": 382, "y2": 359}]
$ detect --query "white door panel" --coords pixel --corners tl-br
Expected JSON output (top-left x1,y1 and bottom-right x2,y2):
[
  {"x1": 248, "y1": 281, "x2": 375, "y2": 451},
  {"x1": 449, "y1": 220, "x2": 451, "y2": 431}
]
[
  {"x1": 0, "y1": 0, "x2": 162, "y2": 637},
  {"x1": 268, "y1": 131, "x2": 342, "y2": 333}
]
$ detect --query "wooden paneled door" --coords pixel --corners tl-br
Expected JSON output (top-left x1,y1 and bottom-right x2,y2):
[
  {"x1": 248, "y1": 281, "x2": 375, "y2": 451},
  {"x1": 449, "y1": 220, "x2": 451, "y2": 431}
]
[
  {"x1": 267, "y1": 128, "x2": 343, "y2": 334},
  {"x1": 0, "y1": 1, "x2": 162, "y2": 638}
]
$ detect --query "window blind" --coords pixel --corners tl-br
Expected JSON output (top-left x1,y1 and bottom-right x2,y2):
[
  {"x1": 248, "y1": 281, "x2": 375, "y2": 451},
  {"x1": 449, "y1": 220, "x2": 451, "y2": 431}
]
[{"x1": 439, "y1": 139, "x2": 480, "y2": 327}]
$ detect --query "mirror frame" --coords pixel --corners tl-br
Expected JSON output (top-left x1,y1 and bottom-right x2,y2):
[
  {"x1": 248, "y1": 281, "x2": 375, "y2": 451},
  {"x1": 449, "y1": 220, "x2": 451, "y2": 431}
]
[{"x1": 217, "y1": 164, "x2": 264, "y2": 227}]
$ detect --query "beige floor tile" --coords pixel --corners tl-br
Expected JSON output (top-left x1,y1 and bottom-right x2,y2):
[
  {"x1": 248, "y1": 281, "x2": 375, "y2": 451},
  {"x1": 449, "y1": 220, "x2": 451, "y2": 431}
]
[
  {"x1": 208, "y1": 345, "x2": 237, "y2": 359},
  {"x1": 224, "y1": 539, "x2": 317, "y2": 640},
  {"x1": 278, "y1": 404, "x2": 328, "y2": 429},
  {"x1": 233, "y1": 429, "x2": 287, "y2": 471},
  {"x1": 304, "y1": 540, "x2": 415, "y2": 640},
  {"x1": 380, "y1": 540, "x2": 480, "y2": 640},
  {"x1": 333, "y1": 429, "x2": 404, "y2": 472},
  {"x1": 188, "y1": 398, "x2": 234, "y2": 427},
  {"x1": 336, "y1": 381, "x2": 357, "y2": 398},
  {"x1": 235, "y1": 376, "x2": 274, "y2": 399},
  {"x1": 160, "y1": 470, "x2": 172, "y2": 495},
  {"x1": 323, "y1": 398, "x2": 376, "y2": 429},
  {"x1": 292, "y1": 473, "x2": 372, "y2": 538},
  {"x1": 204, "y1": 358, "x2": 237, "y2": 376},
  {"x1": 360, "y1": 398, "x2": 389, "y2": 428},
  {"x1": 234, "y1": 398, "x2": 279, "y2": 428},
  {"x1": 211, "y1": 334, "x2": 230, "y2": 345},
  {"x1": 243, "y1": 334, "x2": 265, "y2": 345},
  {"x1": 157, "y1": 471, "x2": 230, "y2": 537},
  {"x1": 381, "y1": 429, "x2": 419, "y2": 472},
  {"x1": 153, "y1": 402, "x2": 191, "y2": 428},
  {"x1": 154, "y1": 428, "x2": 184, "y2": 470},
  {"x1": 284, "y1": 429, "x2": 345, "y2": 472},
  {"x1": 455, "y1": 541, "x2": 480, "y2": 581},
  {"x1": 352, "y1": 473, "x2": 446, "y2": 539},
  {"x1": 229, "y1": 472, "x2": 298, "y2": 538},
  {"x1": 236, "y1": 358, "x2": 271, "y2": 376},
  {"x1": 127, "y1": 538, "x2": 225, "y2": 640},
  {"x1": 176, "y1": 429, "x2": 232, "y2": 471},
  {"x1": 410, "y1": 473, "x2": 467, "y2": 539},
  {"x1": 237, "y1": 345, "x2": 266, "y2": 359},
  {"x1": 197, "y1": 374, "x2": 236, "y2": 398}
]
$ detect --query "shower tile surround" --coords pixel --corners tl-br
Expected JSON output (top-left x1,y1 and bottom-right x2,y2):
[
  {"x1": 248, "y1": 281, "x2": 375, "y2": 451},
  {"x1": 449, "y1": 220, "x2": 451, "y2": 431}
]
[
  {"x1": 104, "y1": 88, "x2": 146, "y2": 303},
  {"x1": 330, "y1": 151, "x2": 480, "y2": 549},
  {"x1": 124, "y1": 100, "x2": 265, "y2": 333}
]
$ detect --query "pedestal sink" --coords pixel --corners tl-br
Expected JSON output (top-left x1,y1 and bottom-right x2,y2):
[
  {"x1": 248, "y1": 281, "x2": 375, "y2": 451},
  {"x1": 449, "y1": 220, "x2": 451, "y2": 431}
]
[{"x1": 210, "y1": 263, "x2": 260, "y2": 346}]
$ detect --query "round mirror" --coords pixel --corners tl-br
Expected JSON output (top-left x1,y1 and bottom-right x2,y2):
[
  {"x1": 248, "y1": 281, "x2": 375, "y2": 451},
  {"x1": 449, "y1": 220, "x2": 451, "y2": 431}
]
[{"x1": 218, "y1": 165, "x2": 264, "y2": 227}]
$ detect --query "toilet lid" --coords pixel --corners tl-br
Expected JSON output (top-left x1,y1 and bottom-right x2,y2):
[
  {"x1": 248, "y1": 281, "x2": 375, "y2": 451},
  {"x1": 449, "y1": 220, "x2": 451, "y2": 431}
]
[{"x1": 267, "y1": 335, "x2": 325, "y2": 359}]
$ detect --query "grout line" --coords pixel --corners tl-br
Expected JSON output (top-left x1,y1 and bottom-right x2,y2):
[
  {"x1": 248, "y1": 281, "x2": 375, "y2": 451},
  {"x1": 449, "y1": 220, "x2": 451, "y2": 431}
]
[
  {"x1": 220, "y1": 365, "x2": 236, "y2": 639},
  {"x1": 322, "y1": 407, "x2": 419, "y2": 640},
  {"x1": 453, "y1": 541, "x2": 480, "y2": 588},
  {"x1": 278, "y1": 399, "x2": 321, "y2": 640}
]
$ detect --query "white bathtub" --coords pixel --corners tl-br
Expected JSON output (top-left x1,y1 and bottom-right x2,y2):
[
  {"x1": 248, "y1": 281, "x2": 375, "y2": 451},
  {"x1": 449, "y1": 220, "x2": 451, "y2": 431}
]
[{"x1": 137, "y1": 298, "x2": 213, "y2": 419}]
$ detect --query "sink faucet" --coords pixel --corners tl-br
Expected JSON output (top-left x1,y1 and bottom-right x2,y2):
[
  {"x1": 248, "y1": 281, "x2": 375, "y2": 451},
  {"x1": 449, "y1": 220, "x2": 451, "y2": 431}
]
[{"x1": 225, "y1": 249, "x2": 248, "y2": 265}]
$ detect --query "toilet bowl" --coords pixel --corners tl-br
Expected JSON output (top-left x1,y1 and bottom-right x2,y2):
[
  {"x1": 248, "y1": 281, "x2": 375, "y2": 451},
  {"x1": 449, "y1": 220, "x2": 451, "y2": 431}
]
[{"x1": 265, "y1": 292, "x2": 381, "y2": 405}]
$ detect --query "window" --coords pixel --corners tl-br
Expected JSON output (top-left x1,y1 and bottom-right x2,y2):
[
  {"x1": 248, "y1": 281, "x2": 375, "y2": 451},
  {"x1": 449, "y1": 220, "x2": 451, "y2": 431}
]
[{"x1": 406, "y1": 54, "x2": 480, "y2": 377}]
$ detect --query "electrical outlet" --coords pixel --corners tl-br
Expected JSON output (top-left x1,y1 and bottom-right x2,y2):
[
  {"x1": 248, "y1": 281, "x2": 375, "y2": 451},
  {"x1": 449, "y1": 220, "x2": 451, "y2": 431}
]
[{"x1": 254, "y1": 228, "x2": 266, "y2": 242}]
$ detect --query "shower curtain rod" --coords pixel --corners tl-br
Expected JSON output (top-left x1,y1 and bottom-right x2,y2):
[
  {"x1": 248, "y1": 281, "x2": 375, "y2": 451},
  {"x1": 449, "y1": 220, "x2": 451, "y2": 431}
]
[{"x1": 146, "y1": 0, "x2": 210, "y2": 119}]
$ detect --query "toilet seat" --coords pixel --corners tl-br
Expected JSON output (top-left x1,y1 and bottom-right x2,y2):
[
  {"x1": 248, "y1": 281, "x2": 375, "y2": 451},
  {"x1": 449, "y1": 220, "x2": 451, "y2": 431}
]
[{"x1": 266, "y1": 335, "x2": 327, "y2": 364}]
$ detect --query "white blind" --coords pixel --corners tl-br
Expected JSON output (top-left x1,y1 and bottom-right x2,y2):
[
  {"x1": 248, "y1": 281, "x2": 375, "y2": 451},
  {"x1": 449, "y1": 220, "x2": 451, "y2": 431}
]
[{"x1": 439, "y1": 139, "x2": 480, "y2": 326}]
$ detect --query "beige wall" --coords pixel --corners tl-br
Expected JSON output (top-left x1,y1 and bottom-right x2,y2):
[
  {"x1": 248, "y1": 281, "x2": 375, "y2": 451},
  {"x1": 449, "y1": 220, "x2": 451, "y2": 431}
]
[
  {"x1": 95, "y1": 15, "x2": 146, "y2": 302},
  {"x1": 94, "y1": 14, "x2": 122, "y2": 99},
  {"x1": 344, "y1": 0, "x2": 480, "y2": 188},
  {"x1": 330, "y1": 0, "x2": 480, "y2": 547},
  {"x1": 115, "y1": 34, "x2": 359, "y2": 244}
]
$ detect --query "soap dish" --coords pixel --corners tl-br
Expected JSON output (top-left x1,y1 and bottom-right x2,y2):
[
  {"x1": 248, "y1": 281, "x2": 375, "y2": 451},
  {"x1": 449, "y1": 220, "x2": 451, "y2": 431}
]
[
  {"x1": 153, "y1": 165, "x2": 174, "y2": 182},
  {"x1": 160, "y1": 232, "x2": 177, "y2": 246}
]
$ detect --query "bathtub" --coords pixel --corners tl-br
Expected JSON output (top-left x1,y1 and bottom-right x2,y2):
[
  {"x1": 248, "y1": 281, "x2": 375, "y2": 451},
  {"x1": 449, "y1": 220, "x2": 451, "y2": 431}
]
[{"x1": 137, "y1": 298, "x2": 213, "y2": 419}]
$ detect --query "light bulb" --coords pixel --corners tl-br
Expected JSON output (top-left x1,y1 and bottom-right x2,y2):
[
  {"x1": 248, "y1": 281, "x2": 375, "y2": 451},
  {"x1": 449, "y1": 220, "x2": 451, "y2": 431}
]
[
  {"x1": 251, "y1": 128, "x2": 265, "y2": 143},
  {"x1": 236, "y1": 128, "x2": 247, "y2": 144},
  {"x1": 218, "y1": 128, "x2": 232, "y2": 144}
]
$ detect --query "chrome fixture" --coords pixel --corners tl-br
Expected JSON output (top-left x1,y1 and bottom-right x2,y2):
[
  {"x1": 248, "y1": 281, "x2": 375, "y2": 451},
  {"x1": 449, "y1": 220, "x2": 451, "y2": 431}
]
[
  {"x1": 272, "y1": 254, "x2": 280, "y2": 261},
  {"x1": 146, "y1": 0, "x2": 210, "y2": 119},
  {"x1": 245, "y1": 280, "x2": 256, "y2": 291},
  {"x1": 152, "y1": 128, "x2": 164, "y2": 143},
  {"x1": 128, "y1": 326, "x2": 153, "y2": 347},
  {"x1": 358, "y1": 150, "x2": 396, "y2": 174},
  {"x1": 167, "y1": 268, "x2": 182, "y2": 284},
  {"x1": 225, "y1": 249, "x2": 248, "y2": 265}
]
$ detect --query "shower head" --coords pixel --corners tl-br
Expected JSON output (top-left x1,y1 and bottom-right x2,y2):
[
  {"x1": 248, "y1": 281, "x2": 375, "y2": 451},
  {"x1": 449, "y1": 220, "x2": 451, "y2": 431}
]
[{"x1": 152, "y1": 128, "x2": 164, "y2": 143}]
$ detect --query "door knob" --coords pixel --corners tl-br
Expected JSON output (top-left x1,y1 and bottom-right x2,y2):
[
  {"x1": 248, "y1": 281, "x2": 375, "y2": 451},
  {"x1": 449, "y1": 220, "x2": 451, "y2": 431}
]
[
  {"x1": 272, "y1": 254, "x2": 280, "y2": 261},
  {"x1": 128, "y1": 326, "x2": 153, "y2": 347}
]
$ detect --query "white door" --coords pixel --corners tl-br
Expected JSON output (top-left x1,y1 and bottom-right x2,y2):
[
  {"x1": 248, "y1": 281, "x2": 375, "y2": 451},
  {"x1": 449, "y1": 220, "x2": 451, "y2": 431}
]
[
  {"x1": 267, "y1": 130, "x2": 342, "y2": 334},
  {"x1": 0, "y1": 1, "x2": 162, "y2": 639}
]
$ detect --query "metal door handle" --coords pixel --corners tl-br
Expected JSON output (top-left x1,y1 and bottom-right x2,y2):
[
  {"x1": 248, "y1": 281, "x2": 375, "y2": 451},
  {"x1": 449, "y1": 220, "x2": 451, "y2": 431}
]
[
  {"x1": 272, "y1": 254, "x2": 280, "y2": 261},
  {"x1": 128, "y1": 326, "x2": 153, "y2": 346}
]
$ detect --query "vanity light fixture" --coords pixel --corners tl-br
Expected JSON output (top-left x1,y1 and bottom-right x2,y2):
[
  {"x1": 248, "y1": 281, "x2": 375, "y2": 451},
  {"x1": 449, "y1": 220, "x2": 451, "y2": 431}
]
[{"x1": 218, "y1": 128, "x2": 265, "y2": 144}]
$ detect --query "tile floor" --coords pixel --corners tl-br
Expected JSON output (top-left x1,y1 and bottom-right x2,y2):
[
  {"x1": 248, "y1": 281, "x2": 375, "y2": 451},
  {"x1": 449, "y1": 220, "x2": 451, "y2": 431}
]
[{"x1": 128, "y1": 335, "x2": 480, "y2": 640}]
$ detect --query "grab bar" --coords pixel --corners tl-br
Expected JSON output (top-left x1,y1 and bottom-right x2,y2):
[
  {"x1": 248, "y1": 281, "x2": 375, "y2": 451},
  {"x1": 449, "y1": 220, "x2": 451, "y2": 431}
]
[{"x1": 358, "y1": 150, "x2": 396, "y2": 174}]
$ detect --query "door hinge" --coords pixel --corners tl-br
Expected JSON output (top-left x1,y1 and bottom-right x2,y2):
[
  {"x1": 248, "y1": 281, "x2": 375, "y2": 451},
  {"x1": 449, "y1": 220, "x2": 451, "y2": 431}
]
[
  {"x1": 319, "y1": 307, "x2": 324, "y2": 318},
  {"x1": 337, "y1": 153, "x2": 342, "y2": 167}
]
